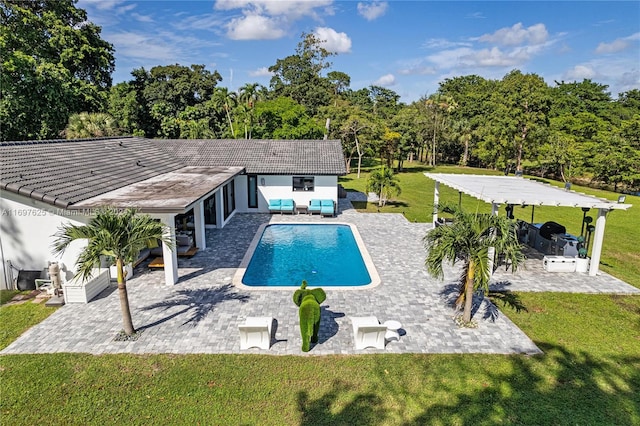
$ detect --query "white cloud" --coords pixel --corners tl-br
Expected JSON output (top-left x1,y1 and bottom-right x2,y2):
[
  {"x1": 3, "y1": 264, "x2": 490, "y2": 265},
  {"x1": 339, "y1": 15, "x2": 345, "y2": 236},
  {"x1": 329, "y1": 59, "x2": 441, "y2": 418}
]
[
  {"x1": 357, "y1": 1, "x2": 388, "y2": 21},
  {"x1": 215, "y1": 0, "x2": 332, "y2": 20},
  {"x1": 596, "y1": 39, "x2": 629, "y2": 54},
  {"x1": 423, "y1": 38, "x2": 472, "y2": 49},
  {"x1": 108, "y1": 30, "x2": 220, "y2": 63},
  {"x1": 80, "y1": 0, "x2": 128, "y2": 11},
  {"x1": 116, "y1": 3, "x2": 136, "y2": 14},
  {"x1": 461, "y1": 47, "x2": 529, "y2": 67},
  {"x1": 226, "y1": 14, "x2": 286, "y2": 40},
  {"x1": 564, "y1": 65, "x2": 597, "y2": 80},
  {"x1": 314, "y1": 27, "x2": 352, "y2": 53},
  {"x1": 174, "y1": 14, "x2": 227, "y2": 32},
  {"x1": 214, "y1": 0, "x2": 334, "y2": 40},
  {"x1": 249, "y1": 67, "x2": 273, "y2": 77},
  {"x1": 477, "y1": 23, "x2": 548, "y2": 46},
  {"x1": 398, "y1": 66, "x2": 437, "y2": 76},
  {"x1": 131, "y1": 13, "x2": 153, "y2": 23},
  {"x1": 466, "y1": 12, "x2": 486, "y2": 19},
  {"x1": 617, "y1": 69, "x2": 640, "y2": 92},
  {"x1": 595, "y1": 32, "x2": 640, "y2": 54},
  {"x1": 373, "y1": 73, "x2": 395, "y2": 86},
  {"x1": 108, "y1": 31, "x2": 179, "y2": 61}
]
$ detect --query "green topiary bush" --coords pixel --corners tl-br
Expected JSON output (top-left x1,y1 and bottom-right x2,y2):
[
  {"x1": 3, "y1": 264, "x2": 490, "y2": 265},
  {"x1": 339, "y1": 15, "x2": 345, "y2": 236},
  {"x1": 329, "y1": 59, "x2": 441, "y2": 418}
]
[{"x1": 293, "y1": 280, "x2": 326, "y2": 352}]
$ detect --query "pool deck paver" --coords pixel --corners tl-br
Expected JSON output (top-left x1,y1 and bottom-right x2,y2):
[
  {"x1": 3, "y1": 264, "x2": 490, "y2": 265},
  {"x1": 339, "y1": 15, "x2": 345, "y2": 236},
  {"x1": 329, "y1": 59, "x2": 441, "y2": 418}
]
[{"x1": 2, "y1": 194, "x2": 637, "y2": 356}]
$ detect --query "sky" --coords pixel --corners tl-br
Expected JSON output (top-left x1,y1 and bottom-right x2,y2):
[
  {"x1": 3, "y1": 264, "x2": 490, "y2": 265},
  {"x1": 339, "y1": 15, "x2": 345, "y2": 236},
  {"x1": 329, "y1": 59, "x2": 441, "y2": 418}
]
[{"x1": 78, "y1": 0, "x2": 640, "y2": 103}]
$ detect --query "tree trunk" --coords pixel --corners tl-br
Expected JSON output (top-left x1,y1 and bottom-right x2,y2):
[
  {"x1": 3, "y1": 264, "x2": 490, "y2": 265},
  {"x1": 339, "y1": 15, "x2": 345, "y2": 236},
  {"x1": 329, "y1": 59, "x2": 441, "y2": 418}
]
[
  {"x1": 344, "y1": 155, "x2": 352, "y2": 174},
  {"x1": 378, "y1": 184, "x2": 384, "y2": 207},
  {"x1": 225, "y1": 106, "x2": 235, "y2": 138},
  {"x1": 462, "y1": 261, "x2": 476, "y2": 323},
  {"x1": 117, "y1": 258, "x2": 135, "y2": 335},
  {"x1": 355, "y1": 136, "x2": 363, "y2": 179},
  {"x1": 324, "y1": 118, "x2": 330, "y2": 140},
  {"x1": 517, "y1": 125, "x2": 527, "y2": 171},
  {"x1": 431, "y1": 110, "x2": 438, "y2": 167},
  {"x1": 462, "y1": 137, "x2": 469, "y2": 166}
]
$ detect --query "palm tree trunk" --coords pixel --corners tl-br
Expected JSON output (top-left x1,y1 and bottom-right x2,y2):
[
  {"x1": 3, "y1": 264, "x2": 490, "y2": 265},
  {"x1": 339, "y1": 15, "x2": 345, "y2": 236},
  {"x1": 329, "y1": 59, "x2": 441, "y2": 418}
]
[
  {"x1": 117, "y1": 258, "x2": 135, "y2": 335},
  {"x1": 355, "y1": 135, "x2": 363, "y2": 179},
  {"x1": 225, "y1": 105, "x2": 235, "y2": 138},
  {"x1": 462, "y1": 261, "x2": 476, "y2": 323},
  {"x1": 462, "y1": 137, "x2": 469, "y2": 166}
]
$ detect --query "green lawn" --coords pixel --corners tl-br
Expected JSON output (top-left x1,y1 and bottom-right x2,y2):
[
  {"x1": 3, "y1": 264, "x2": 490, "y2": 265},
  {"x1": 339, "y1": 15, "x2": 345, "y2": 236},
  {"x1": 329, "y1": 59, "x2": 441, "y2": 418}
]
[{"x1": 1, "y1": 163, "x2": 639, "y2": 425}]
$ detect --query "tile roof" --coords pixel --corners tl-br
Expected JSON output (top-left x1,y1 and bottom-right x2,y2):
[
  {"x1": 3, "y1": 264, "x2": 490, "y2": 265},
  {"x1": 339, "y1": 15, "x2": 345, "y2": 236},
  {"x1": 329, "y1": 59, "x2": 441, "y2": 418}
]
[
  {"x1": 153, "y1": 139, "x2": 347, "y2": 175},
  {"x1": 0, "y1": 137, "x2": 346, "y2": 209},
  {"x1": 0, "y1": 137, "x2": 184, "y2": 208}
]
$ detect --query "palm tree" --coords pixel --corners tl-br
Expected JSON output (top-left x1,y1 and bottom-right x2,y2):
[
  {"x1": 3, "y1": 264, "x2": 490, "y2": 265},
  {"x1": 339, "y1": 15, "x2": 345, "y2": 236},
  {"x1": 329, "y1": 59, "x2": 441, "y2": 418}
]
[
  {"x1": 425, "y1": 94, "x2": 457, "y2": 166},
  {"x1": 238, "y1": 83, "x2": 265, "y2": 139},
  {"x1": 52, "y1": 208, "x2": 173, "y2": 335},
  {"x1": 424, "y1": 205, "x2": 523, "y2": 325},
  {"x1": 365, "y1": 166, "x2": 401, "y2": 207},
  {"x1": 212, "y1": 88, "x2": 237, "y2": 138},
  {"x1": 65, "y1": 112, "x2": 120, "y2": 139}
]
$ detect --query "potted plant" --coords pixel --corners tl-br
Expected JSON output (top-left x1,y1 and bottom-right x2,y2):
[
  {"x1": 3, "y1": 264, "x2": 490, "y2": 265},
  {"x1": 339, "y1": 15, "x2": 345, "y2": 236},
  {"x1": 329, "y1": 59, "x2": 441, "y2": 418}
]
[{"x1": 575, "y1": 240, "x2": 590, "y2": 273}]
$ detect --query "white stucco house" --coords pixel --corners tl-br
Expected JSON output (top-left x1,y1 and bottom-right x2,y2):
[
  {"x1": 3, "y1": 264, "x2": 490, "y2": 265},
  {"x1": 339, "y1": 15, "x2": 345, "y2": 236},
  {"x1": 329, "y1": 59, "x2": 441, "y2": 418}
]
[{"x1": 0, "y1": 137, "x2": 346, "y2": 290}]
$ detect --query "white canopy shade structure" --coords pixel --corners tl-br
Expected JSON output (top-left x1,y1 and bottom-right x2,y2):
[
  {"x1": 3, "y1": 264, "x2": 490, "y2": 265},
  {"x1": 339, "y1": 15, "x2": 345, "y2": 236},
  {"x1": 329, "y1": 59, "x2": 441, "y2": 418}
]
[{"x1": 425, "y1": 173, "x2": 633, "y2": 276}]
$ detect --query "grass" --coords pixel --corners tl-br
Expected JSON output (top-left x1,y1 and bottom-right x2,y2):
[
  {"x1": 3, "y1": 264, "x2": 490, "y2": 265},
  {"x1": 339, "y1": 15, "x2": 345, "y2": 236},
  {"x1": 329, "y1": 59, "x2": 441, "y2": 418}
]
[
  {"x1": 0, "y1": 292, "x2": 58, "y2": 349},
  {"x1": 1, "y1": 162, "x2": 639, "y2": 425},
  {"x1": 1, "y1": 293, "x2": 638, "y2": 425}
]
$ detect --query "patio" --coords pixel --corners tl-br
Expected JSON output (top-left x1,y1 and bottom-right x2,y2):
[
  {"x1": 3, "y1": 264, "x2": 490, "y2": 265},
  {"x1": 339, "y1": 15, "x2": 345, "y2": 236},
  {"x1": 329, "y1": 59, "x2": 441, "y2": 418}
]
[{"x1": 2, "y1": 196, "x2": 637, "y2": 356}]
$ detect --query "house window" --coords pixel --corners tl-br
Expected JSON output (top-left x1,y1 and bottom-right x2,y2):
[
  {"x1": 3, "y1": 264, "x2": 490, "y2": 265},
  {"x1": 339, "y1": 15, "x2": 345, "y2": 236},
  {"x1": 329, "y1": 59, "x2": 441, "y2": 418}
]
[
  {"x1": 247, "y1": 175, "x2": 258, "y2": 208},
  {"x1": 223, "y1": 181, "x2": 235, "y2": 220},
  {"x1": 293, "y1": 176, "x2": 314, "y2": 192},
  {"x1": 204, "y1": 194, "x2": 216, "y2": 225}
]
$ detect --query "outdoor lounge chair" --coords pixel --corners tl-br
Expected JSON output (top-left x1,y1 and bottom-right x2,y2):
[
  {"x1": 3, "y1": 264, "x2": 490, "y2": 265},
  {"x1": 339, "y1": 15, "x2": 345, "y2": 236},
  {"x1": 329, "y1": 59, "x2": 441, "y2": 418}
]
[
  {"x1": 351, "y1": 316, "x2": 387, "y2": 350},
  {"x1": 239, "y1": 317, "x2": 273, "y2": 350},
  {"x1": 309, "y1": 199, "x2": 322, "y2": 215},
  {"x1": 280, "y1": 199, "x2": 295, "y2": 214},
  {"x1": 268, "y1": 199, "x2": 281, "y2": 213},
  {"x1": 320, "y1": 199, "x2": 335, "y2": 217}
]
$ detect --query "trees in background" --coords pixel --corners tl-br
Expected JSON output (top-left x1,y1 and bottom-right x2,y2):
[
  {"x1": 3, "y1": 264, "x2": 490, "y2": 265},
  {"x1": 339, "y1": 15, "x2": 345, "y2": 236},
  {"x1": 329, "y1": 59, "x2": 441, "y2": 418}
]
[
  {"x1": 3, "y1": 13, "x2": 637, "y2": 192},
  {"x1": 269, "y1": 32, "x2": 335, "y2": 115},
  {"x1": 1, "y1": 0, "x2": 115, "y2": 141}
]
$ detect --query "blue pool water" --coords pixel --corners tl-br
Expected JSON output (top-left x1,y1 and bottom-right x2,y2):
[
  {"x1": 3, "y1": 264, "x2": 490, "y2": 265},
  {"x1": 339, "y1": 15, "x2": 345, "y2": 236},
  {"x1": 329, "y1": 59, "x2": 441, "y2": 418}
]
[{"x1": 242, "y1": 224, "x2": 372, "y2": 287}]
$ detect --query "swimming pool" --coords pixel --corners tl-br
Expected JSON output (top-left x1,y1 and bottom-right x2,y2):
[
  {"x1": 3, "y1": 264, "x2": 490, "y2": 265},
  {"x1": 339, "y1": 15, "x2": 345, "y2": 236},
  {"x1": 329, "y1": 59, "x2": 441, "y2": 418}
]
[{"x1": 235, "y1": 223, "x2": 379, "y2": 288}]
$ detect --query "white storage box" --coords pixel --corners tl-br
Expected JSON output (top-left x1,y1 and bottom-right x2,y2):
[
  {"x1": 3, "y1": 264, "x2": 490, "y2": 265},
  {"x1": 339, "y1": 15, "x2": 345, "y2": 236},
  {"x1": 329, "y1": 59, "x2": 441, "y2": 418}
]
[{"x1": 543, "y1": 256, "x2": 576, "y2": 272}]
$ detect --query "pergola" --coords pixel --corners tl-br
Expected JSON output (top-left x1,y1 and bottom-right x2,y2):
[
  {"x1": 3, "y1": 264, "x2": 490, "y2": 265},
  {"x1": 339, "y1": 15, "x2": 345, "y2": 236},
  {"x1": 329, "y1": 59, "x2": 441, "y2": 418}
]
[{"x1": 425, "y1": 173, "x2": 632, "y2": 276}]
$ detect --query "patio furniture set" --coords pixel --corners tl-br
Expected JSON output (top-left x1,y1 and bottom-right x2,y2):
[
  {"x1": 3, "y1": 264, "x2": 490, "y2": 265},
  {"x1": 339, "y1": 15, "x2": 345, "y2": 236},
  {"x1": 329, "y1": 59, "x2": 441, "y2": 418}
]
[
  {"x1": 268, "y1": 199, "x2": 335, "y2": 217},
  {"x1": 238, "y1": 316, "x2": 402, "y2": 350}
]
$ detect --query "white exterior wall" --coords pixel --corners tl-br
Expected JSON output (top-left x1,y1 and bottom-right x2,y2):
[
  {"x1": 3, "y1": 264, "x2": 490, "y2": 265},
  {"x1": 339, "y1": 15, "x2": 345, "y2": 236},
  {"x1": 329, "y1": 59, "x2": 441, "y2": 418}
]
[
  {"x1": 0, "y1": 192, "x2": 89, "y2": 289},
  {"x1": 233, "y1": 175, "x2": 338, "y2": 213}
]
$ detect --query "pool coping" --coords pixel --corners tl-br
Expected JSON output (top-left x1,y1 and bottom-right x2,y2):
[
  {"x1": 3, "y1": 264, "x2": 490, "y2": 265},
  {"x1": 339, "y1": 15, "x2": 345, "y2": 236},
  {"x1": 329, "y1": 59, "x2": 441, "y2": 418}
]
[{"x1": 232, "y1": 222, "x2": 382, "y2": 290}]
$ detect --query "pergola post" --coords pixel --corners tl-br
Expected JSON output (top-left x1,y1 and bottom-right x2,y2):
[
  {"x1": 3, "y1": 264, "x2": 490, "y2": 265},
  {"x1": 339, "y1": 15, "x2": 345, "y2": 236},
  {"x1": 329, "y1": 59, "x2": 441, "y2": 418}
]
[
  {"x1": 488, "y1": 203, "x2": 499, "y2": 276},
  {"x1": 161, "y1": 216, "x2": 178, "y2": 286},
  {"x1": 432, "y1": 181, "x2": 440, "y2": 226},
  {"x1": 193, "y1": 200, "x2": 207, "y2": 250},
  {"x1": 588, "y1": 208, "x2": 607, "y2": 276}
]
